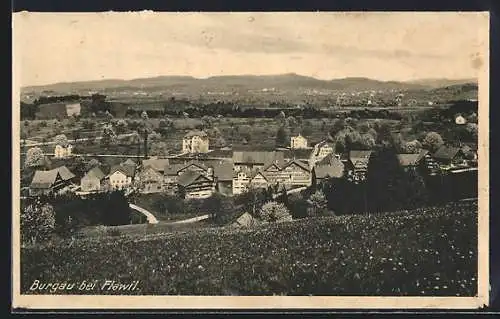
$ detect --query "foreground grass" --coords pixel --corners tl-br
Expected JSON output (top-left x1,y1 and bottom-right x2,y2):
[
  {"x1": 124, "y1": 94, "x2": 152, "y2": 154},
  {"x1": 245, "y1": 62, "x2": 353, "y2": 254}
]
[{"x1": 21, "y1": 201, "x2": 477, "y2": 296}]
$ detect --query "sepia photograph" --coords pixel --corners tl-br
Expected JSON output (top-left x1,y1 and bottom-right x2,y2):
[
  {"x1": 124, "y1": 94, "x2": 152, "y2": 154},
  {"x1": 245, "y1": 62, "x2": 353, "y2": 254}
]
[{"x1": 12, "y1": 11, "x2": 489, "y2": 309}]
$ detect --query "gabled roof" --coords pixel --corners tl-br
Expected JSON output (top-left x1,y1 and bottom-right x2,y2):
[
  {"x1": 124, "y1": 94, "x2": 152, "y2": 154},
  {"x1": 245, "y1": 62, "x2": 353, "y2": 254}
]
[
  {"x1": 184, "y1": 130, "x2": 208, "y2": 138},
  {"x1": 55, "y1": 166, "x2": 76, "y2": 181},
  {"x1": 83, "y1": 167, "x2": 105, "y2": 181},
  {"x1": 30, "y1": 170, "x2": 61, "y2": 189},
  {"x1": 181, "y1": 161, "x2": 208, "y2": 172},
  {"x1": 164, "y1": 164, "x2": 186, "y2": 176},
  {"x1": 262, "y1": 162, "x2": 282, "y2": 172},
  {"x1": 250, "y1": 171, "x2": 269, "y2": 181},
  {"x1": 282, "y1": 159, "x2": 310, "y2": 172},
  {"x1": 433, "y1": 146, "x2": 462, "y2": 160},
  {"x1": 109, "y1": 164, "x2": 136, "y2": 177},
  {"x1": 314, "y1": 162, "x2": 344, "y2": 179},
  {"x1": 349, "y1": 150, "x2": 372, "y2": 168},
  {"x1": 122, "y1": 159, "x2": 136, "y2": 166},
  {"x1": 232, "y1": 151, "x2": 285, "y2": 166},
  {"x1": 397, "y1": 154, "x2": 423, "y2": 167},
  {"x1": 416, "y1": 149, "x2": 430, "y2": 162},
  {"x1": 316, "y1": 152, "x2": 342, "y2": 166},
  {"x1": 141, "y1": 158, "x2": 170, "y2": 172},
  {"x1": 213, "y1": 161, "x2": 233, "y2": 181},
  {"x1": 177, "y1": 171, "x2": 211, "y2": 187}
]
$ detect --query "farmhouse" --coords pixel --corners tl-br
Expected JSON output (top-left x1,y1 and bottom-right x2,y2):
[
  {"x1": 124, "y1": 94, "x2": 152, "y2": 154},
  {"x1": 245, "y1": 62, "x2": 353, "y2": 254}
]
[
  {"x1": 182, "y1": 130, "x2": 209, "y2": 154},
  {"x1": 290, "y1": 134, "x2": 308, "y2": 149},
  {"x1": 280, "y1": 159, "x2": 312, "y2": 187},
  {"x1": 397, "y1": 153, "x2": 425, "y2": 172},
  {"x1": 433, "y1": 146, "x2": 467, "y2": 167},
  {"x1": 233, "y1": 168, "x2": 252, "y2": 195},
  {"x1": 232, "y1": 151, "x2": 285, "y2": 172},
  {"x1": 107, "y1": 164, "x2": 136, "y2": 190},
  {"x1": 346, "y1": 150, "x2": 372, "y2": 182},
  {"x1": 80, "y1": 167, "x2": 106, "y2": 193},
  {"x1": 54, "y1": 143, "x2": 73, "y2": 159},
  {"x1": 29, "y1": 166, "x2": 76, "y2": 196},
  {"x1": 248, "y1": 171, "x2": 270, "y2": 190},
  {"x1": 177, "y1": 170, "x2": 215, "y2": 199},
  {"x1": 136, "y1": 165, "x2": 165, "y2": 194},
  {"x1": 313, "y1": 154, "x2": 345, "y2": 183},
  {"x1": 213, "y1": 161, "x2": 233, "y2": 196}
]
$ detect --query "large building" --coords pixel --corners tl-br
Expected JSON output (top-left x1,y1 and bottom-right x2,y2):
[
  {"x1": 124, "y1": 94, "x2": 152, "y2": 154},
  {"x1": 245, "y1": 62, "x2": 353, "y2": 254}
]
[
  {"x1": 290, "y1": 134, "x2": 308, "y2": 149},
  {"x1": 182, "y1": 130, "x2": 209, "y2": 154}
]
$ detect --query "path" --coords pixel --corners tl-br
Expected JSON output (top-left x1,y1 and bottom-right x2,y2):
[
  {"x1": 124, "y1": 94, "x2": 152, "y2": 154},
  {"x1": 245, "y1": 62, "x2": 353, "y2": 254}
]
[
  {"x1": 168, "y1": 214, "x2": 210, "y2": 224},
  {"x1": 21, "y1": 132, "x2": 137, "y2": 147},
  {"x1": 129, "y1": 203, "x2": 159, "y2": 224}
]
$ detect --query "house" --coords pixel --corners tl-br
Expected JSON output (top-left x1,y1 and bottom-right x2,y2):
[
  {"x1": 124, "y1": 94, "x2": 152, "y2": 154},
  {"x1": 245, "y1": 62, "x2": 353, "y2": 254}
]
[
  {"x1": 282, "y1": 148, "x2": 313, "y2": 164},
  {"x1": 182, "y1": 130, "x2": 209, "y2": 154},
  {"x1": 433, "y1": 146, "x2": 467, "y2": 167},
  {"x1": 54, "y1": 143, "x2": 73, "y2": 159},
  {"x1": 29, "y1": 166, "x2": 76, "y2": 196},
  {"x1": 177, "y1": 170, "x2": 215, "y2": 199},
  {"x1": 290, "y1": 134, "x2": 308, "y2": 149},
  {"x1": 233, "y1": 168, "x2": 252, "y2": 195},
  {"x1": 261, "y1": 162, "x2": 287, "y2": 185},
  {"x1": 232, "y1": 151, "x2": 285, "y2": 172},
  {"x1": 311, "y1": 140, "x2": 335, "y2": 163},
  {"x1": 455, "y1": 114, "x2": 467, "y2": 125},
  {"x1": 213, "y1": 161, "x2": 233, "y2": 196},
  {"x1": 346, "y1": 150, "x2": 372, "y2": 182},
  {"x1": 164, "y1": 161, "x2": 214, "y2": 192},
  {"x1": 80, "y1": 167, "x2": 106, "y2": 193},
  {"x1": 249, "y1": 171, "x2": 270, "y2": 190},
  {"x1": 107, "y1": 164, "x2": 136, "y2": 190},
  {"x1": 141, "y1": 157, "x2": 170, "y2": 173},
  {"x1": 313, "y1": 155, "x2": 345, "y2": 184},
  {"x1": 280, "y1": 159, "x2": 312, "y2": 187},
  {"x1": 136, "y1": 165, "x2": 165, "y2": 194},
  {"x1": 397, "y1": 153, "x2": 426, "y2": 172}
]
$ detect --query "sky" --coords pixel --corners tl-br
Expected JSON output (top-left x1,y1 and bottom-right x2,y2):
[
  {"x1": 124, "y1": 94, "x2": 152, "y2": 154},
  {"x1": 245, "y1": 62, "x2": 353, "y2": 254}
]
[{"x1": 13, "y1": 12, "x2": 489, "y2": 87}]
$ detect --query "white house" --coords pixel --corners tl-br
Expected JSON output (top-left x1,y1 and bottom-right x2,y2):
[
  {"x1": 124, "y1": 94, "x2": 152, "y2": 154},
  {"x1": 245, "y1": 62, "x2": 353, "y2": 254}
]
[
  {"x1": 107, "y1": 164, "x2": 136, "y2": 190},
  {"x1": 80, "y1": 167, "x2": 105, "y2": 193},
  {"x1": 311, "y1": 140, "x2": 334, "y2": 163},
  {"x1": 455, "y1": 114, "x2": 467, "y2": 125},
  {"x1": 182, "y1": 130, "x2": 209, "y2": 154},
  {"x1": 54, "y1": 144, "x2": 73, "y2": 159},
  {"x1": 233, "y1": 169, "x2": 251, "y2": 195},
  {"x1": 290, "y1": 134, "x2": 308, "y2": 149}
]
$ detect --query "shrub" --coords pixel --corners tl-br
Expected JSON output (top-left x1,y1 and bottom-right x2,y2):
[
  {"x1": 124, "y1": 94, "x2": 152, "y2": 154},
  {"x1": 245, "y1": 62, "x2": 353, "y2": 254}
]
[
  {"x1": 256, "y1": 201, "x2": 292, "y2": 223},
  {"x1": 21, "y1": 200, "x2": 56, "y2": 246}
]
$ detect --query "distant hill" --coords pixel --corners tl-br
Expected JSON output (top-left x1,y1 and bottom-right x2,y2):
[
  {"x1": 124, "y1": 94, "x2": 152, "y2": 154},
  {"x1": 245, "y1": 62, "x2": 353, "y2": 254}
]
[{"x1": 21, "y1": 74, "x2": 475, "y2": 94}]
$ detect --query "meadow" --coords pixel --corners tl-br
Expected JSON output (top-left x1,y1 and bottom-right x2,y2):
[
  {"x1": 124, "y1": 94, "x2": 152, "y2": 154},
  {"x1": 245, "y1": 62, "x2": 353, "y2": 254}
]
[{"x1": 21, "y1": 200, "x2": 478, "y2": 296}]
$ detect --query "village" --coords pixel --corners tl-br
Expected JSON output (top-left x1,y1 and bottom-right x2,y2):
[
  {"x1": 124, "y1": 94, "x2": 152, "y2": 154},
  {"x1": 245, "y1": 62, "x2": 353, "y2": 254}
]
[{"x1": 24, "y1": 118, "x2": 478, "y2": 209}]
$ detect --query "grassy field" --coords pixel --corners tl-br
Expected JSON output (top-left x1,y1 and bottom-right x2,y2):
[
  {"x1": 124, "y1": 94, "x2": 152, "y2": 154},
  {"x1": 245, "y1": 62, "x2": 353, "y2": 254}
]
[{"x1": 21, "y1": 200, "x2": 477, "y2": 296}]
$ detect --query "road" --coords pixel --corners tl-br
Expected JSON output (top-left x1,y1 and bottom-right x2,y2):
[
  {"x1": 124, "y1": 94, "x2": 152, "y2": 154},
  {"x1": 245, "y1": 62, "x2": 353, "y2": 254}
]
[
  {"x1": 21, "y1": 132, "x2": 137, "y2": 147},
  {"x1": 129, "y1": 203, "x2": 159, "y2": 224},
  {"x1": 169, "y1": 214, "x2": 210, "y2": 224}
]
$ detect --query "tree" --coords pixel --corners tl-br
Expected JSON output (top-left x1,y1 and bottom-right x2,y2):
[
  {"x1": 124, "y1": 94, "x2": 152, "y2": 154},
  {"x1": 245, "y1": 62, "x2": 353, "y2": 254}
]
[
  {"x1": 465, "y1": 123, "x2": 478, "y2": 140},
  {"x1": 307, "y1": 190, "x2": 330, "y2": 217},
  {"x1": 24, "y1": 147, "x2": 45, "y2": 168},
  {"x1": 104, "y1": 110, "x2": 114, "y2": 121},
  {"x1": 100, "y1": 124, "x2": 117, "y2": 146},
  {"x1": 214, "y1": 136, "x2": 227, "y2": 148},
  {"x1": 148, "y1": 131, "x2": 162, "y2": 144},
  {"x1": 53, "y1": 134, "x2": 69, "y2": 146},
  {"x1": 403, "y1": 140, "x2": 423, "y2": 154},
  {"x1": 141, "y1": 111, "x2": 149, "y2": 121},
  {"x1": 102, "y1": 191, "x2": 131, "y2": 226},
  {"x1": 275, "y1": 126, "x2": 290, "y2": 148},
  {"x1": 286, "y1": 116, "x2": 297, "y2": 128},
  {"x1": 360, "y1": 133, "x2": 376, "y2": 150},
  {"x1": 149, "y1": 141, "x2": 169, "y2": 157},
  {"x1": 158, "y1": 118, "x2": 174, "y2": 137},
  {"x1": 21, "y1": 200, "x2": 55, "y2": 246},
  {"x1": 256, "y1": 201, "x2": 292, "y2": 223},
  {"x1": 85, "y1": 158, "x2": 101, "y2": 171},
  {"x1": 422, "y1": 132, "x2": 444, "y2": 152},
  {"x1": 276, "y1": 111, "x2": 286, "y2": 123},
  {"x1": 286, "y1": 193, "x2": 309, "y2": 219},
  {"x1": 115, "y1": 119, "x2": 128, "y2": 134}
]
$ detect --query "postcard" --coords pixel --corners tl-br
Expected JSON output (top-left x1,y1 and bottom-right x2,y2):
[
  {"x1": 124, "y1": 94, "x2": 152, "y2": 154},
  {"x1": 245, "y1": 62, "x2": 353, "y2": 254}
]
[{"x1": 11, "y1": 11, "x2": 490, "y2": 310}]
